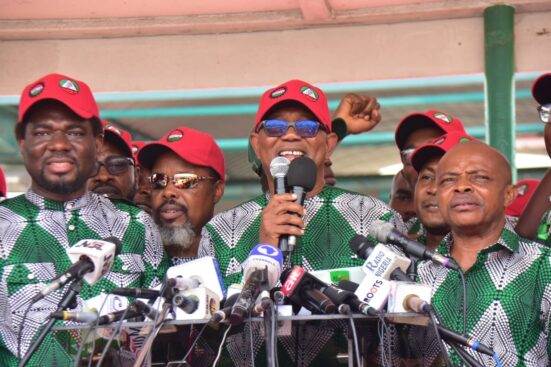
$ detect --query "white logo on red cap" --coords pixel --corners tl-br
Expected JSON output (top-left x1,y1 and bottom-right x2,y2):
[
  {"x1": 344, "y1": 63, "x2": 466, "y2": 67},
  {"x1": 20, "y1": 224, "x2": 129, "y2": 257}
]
[
  {"x1": 434, "y1": 137, "x2": 446, "y2": 145},
  {"x1": 433, "y1": 112, "x2": 452, "y2": 123},
  {"x1": 59, "y1": 79, "x2": 80, "y2": 95},
  {"x1": 271, "y1": 87, "x2": 287, "y2": 99},
  {"x1": 167, "y1": 129, "x2": 184, "y2": 142},
  {"x1": 516, "y1": 184, "x2": 528, "y2": 196},
  {"x1": 105, "y1": 123, "x2": 123, "y2": 136},
  {"x1": 29, "y1": 83, "x2": 44, "y2": 97},
  {"x1": 132, "y1": 145, "x2": 139, "y2": 155},
  {"x1": 300, "y1": 86, "x2": 318, "y2": 101}
]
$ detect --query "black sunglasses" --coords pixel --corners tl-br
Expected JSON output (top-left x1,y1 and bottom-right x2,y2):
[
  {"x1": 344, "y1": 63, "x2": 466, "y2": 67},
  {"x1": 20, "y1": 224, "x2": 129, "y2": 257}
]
[{"x1": 96, "y1": 156, "x2": 135, "y2": 175}]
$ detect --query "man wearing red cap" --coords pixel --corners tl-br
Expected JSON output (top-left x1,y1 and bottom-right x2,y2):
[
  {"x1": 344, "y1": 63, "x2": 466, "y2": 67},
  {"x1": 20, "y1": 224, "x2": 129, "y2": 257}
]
[
  {"x1": 0, "y1": 74, "x2": 167, "y2": 367},
  {"x1": 199, "y1": 79, "x2": 404, "y2": 366},
  {"x1": 410, "y1": 131, "x2": 476, "y2": 250},
  {"x1": 138, "y1": 127, "x2": 225, "y2": 264},
  {"x1": 88, "y1": 120, "x2": 137, "y2": 201},
  {"x1": 516, "y1": 72, "x2": 551, "y2": 246}
]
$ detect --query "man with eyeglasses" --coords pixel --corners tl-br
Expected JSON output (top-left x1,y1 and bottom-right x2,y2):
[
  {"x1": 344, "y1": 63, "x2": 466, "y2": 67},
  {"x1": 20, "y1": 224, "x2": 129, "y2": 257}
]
[
  {"x1": 199, "y1": 79, "x2": 405, "y2": 366},
  {"x1": 138, "y1": 127, "x2": 225, "y2": 265},
  {"x1": 88, "y1": 120, "x2": 137, "y2": 201},
  {"x1": 515, "y1": 72, "x2": 551, "y2": 246},
  {"x1": 0, "y1": 73, "x2": 167, "y2": 367}
]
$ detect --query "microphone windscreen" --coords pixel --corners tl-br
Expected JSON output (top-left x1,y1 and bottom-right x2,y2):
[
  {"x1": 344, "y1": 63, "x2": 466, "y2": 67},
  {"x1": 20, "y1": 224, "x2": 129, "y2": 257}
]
[
  {"x1": 368, "y1": 220, "x2": 395, "y2": 243},
  {"x1": 286, "y1": 157, "x2": 317, "y2": 191},
  {"x1": 349, "y1": 234, "x2": 368, "y2": 254},
  {"x1": 103, "y1": 237, "x2": 123, "y2": 255},
  {"x1": 337, "y1": 279, "x2": 359, "y2": 292},
  {"x1": 269, "y1": 157, "x2": 290, "y2": 178},
  {"x1": 280, "y1": 268, "x2": 292, "y2": 284}
]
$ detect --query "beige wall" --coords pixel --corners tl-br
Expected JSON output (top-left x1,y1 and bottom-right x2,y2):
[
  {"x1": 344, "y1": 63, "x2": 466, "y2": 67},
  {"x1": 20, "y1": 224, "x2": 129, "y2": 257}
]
[{"x1": 1, "y1": 11, "x2": 550, "y2": 95}]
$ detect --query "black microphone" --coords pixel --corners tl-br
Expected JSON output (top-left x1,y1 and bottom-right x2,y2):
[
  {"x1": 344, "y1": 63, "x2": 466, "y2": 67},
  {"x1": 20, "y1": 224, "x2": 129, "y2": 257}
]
[
  {"x1": 229, "y1": 268, "x2": 266, "y2": 325},
  {"x1": 133, "y1": 300, "x2": 160, "y2": 320},
  {"x1": 280, "y1": 267, "x2": 336, "y2": 314},
  {"x1": 111, "y1": 287, "x2": 161, "y2": 299},
  {"x1": 436, "y1": 325, "x2": 494, "y2": 357},
  {"x1": 97, "y1": 308, "x2": 144, "y2": 325},
  {"x1": 285, "y1": 157, "x2": 317, "y2": 253},
  {"x1": 322, "y1": 284, "x2": 378, "y2": 316},
  {"x1": 229, "y1": 244, "x2": 283, "y2": 326},
  {"x1": 32, "y1": 237, "x2": 123, "y2": 302},
  {"x1": 173, "y1": 292, "x2": 200, "y2": 314},
  {"x1": 210, "y1": 293, "x2": 240, "y2": 323},
  {"x1": 349, "y1": 234, "x2": 411, "y2": 282},
  {"x1": 368, "y1": 220, "x2": 459, "y2": 270},
  {"x1": 271, "y1": 157, "x2": 291, "y2": 252}
]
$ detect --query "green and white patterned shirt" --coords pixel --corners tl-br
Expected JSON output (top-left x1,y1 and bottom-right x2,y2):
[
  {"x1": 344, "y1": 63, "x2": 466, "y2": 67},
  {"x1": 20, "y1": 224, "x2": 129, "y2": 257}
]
[
  {"x1": 199, "y1": 185, "x2": 405, "y2": 366},
  {"x1": 417, "y1": 224, "x2": 551, "y2": 367},
  {"x1": 0, "y1": 190, "x2": 169, "y2": 367}
]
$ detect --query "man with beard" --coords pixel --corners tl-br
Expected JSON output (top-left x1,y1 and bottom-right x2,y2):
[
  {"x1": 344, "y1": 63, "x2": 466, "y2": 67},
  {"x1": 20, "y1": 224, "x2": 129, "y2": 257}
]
[
  {"x1": 88, "y1": 120, "x2": 137, "y2": 200},
  {"x1": 138, "y1": 127, "x2": 225, "y2": 264},
  {"x1": 0, "y1": 73, "x2": 167, "y2": 367},
  {"x1": 410, "y1": 131, "x2": 475, "y2": 249},
  {"x1": 417, "y1": 140, "x2": 551, "y2": 366},
  {"x1": 199, "y1": 79, "x2": 405, "y2": 366}
]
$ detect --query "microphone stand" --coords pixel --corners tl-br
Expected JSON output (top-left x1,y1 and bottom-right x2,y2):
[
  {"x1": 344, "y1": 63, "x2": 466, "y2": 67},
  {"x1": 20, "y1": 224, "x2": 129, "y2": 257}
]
[
  {"x1": 407, "y1": 255, "x2": 419, "y2": 281},
  {"x1": 18, "y1": 279, "x2": 83, "y2": 367}
]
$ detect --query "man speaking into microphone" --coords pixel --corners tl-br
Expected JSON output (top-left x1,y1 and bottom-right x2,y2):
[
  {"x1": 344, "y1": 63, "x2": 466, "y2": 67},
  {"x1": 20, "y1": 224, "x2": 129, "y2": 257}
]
[
  {"x1": 0, "y1": 74, "x2": 168, "y2": 367},
  {"x1": 199, "y1": 79, "x2": 405, "y2": 366}
]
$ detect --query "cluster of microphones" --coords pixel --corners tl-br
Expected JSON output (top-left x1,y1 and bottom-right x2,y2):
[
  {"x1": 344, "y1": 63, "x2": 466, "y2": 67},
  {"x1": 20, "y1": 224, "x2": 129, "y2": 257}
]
[
  {"x1": 22, "y1": 156, "x2": 492, "y2": 364},
  {"x1": 32, "y1": 225, "x2": 492, "y2": 361}
]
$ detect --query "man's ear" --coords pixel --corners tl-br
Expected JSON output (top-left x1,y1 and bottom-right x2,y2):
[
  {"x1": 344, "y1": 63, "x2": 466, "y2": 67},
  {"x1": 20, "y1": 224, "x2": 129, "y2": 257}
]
[
  {"x1": 213, "y1": 180, "x2": 225, "y2": 204},
  {"x1": 503, "y1": 184, "x2": 517, "y2": 208},
  {"x1": 250, "y1": 132, "x2": 260, "y2": 157},
  {"x1": 325, "y1": 132, "x2": 339, "y2": 160}
]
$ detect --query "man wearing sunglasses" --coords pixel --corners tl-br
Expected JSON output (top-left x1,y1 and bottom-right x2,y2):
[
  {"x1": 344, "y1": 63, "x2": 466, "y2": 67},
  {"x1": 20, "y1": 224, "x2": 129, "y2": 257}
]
[
  {"x1": 199, "y1": 79, "x2": 405, "y2": 366},
  {"x1": 515, "y1": 72, "x2": 551, "y2": 246},
  {"x1": 88, "y1": 120, "x2": 137, "y2": 201},
  {"x1": 0, "y1": 74, "x2": 167, "y2": 367},
  {"x1": 138, "y1": 127, "x2": 225, "y2": 265}
]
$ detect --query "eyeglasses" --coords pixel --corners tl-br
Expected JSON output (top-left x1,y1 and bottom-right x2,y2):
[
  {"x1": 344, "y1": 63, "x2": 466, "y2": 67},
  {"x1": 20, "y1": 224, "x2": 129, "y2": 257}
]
[
  {"x1": 537, "y1": 104, "x2": 551, "y2": 124},
  {"x1": 149, "y1": 173, "x2": 216, "y2": 190},
  {"x1": 96, "y1": 157, "x2": 135, "y2": 175},
  {"x1": 400, "y1": 148, "x2": 415, "y2": 165},
  {"x1": 257, "y1": 119, "x2": 326, "y2": 138}
]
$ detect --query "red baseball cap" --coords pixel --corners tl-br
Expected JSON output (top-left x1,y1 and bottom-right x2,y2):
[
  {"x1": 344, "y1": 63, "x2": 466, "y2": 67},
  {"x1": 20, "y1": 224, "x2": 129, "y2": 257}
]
[
  {"x1": 19, "y1": 73, "x2": 99, "y2": 123},
  {"x1": 101, "y1": 120, "x2": 133, "y2": 158},
  {"x1": 0, "y1": 166, "x2": 6, "y2": 197},
  {"x1": 532, "y1": 73, "x2": 551, "y2": 105},
  {"x1": 254, "y1": 79, "x2": 332, "y2": 132},
  {"x1": 138, "y1": 127, "x2": 225, "y2": 181},
  {"x1": 411, "y1": 131, "x2": 476, "y2": 172},
  {"x1": 505, "y1": 179, "x2": 540, "y2": 217},
  {"x1": 395, "y1": 110, "x2": 466, "y2": 150}
]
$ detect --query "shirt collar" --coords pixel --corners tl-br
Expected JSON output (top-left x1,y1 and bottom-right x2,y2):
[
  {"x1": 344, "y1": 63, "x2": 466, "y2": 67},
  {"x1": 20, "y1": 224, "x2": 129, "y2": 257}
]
[
  {"x1": 436, "y1": 220, "x2": 520, "y2": 255},
  {"x1": 25, "y1": 188, "x2": 94, "y2": 211}
]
